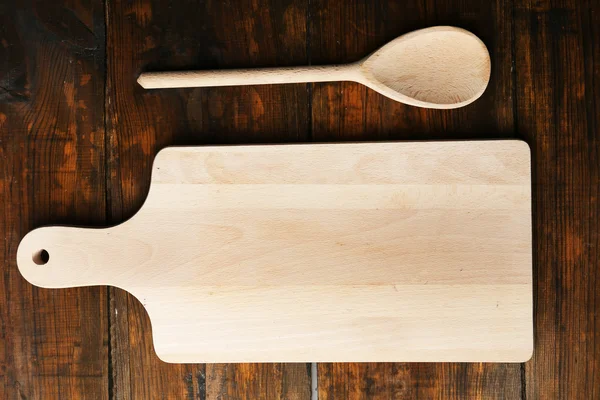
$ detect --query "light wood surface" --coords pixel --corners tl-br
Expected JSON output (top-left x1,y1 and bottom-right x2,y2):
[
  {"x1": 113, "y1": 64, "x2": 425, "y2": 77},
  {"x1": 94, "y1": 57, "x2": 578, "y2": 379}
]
[
  {"x1": 137, "y1": 26, "x2": 491, "y2": 109},
  {"x1": 17, "y1": 141, "x2": 532, "y2": 363}
]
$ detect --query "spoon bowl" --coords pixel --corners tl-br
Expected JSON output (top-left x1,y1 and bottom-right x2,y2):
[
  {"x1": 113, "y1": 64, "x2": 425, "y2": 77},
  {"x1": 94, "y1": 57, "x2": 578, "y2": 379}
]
[
  {"x1": 138, "y1": 26, "x2": 491, "y2": 109},
  {"x1": 359, "y1": 26, "x2": 491, "y2": 108}
]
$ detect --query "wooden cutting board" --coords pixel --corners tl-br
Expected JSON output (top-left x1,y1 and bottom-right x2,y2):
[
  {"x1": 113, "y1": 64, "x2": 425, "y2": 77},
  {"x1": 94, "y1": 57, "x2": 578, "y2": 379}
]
[{"x1": 17, "y1": 141, "x2": 533, "y2": 363}]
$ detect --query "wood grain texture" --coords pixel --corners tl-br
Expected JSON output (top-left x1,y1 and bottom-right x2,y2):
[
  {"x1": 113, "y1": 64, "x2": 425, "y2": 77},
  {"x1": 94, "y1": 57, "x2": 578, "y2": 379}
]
[
  {"x1": 515, "y1": 0, "x2": 600, "y2": 399},
  {"x1": 2, "y1": 0, "x2": 599, "y2": 397},
  {"x1": 311, "y1": 0, "x2": 523, "y2": 398},
  {"x1": 18, "y1": 141, "x2": 533, "y2": 363},
  {"x1": 318, "y1": 363, "x2": 523, "y2": 399},
  {"x1": 205, "y1": 364, "x2": 310, "y2": 400},
  {"x1": 105, "y1": 0, "x2": 310, "y2": 397},
  {"x1": 0, "y1": 0, "x2": 108, "y2": 399}
]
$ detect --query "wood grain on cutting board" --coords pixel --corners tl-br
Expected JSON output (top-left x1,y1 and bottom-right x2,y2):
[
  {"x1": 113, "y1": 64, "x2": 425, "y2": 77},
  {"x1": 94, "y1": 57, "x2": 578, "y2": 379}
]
[{"x1": 17, "y1": 141, "x2": 533, "y2": 363}]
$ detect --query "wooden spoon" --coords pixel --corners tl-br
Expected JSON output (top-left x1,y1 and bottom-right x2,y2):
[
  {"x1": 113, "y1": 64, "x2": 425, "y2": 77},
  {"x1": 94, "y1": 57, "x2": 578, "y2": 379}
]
[{"x1": 138, "y1": 26, "x2": 491, "y2": 109}]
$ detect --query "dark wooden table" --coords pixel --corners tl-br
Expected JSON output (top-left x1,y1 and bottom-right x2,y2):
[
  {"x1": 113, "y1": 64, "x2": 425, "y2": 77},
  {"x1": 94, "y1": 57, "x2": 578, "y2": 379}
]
[{"x1": 1, "y1": 0, "x2": 598, "y2": 398}]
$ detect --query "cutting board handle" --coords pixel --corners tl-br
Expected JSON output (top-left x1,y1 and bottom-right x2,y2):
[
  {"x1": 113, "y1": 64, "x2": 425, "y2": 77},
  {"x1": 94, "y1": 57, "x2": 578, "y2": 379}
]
[{"x1": 17, "y1": 226, "x2": 116, "y2": 289}]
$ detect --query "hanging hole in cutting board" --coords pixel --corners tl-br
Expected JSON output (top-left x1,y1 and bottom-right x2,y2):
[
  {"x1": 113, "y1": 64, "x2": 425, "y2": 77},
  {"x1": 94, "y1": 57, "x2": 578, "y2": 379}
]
[{"x1": 32, "y1": 249, "x2": 49, "y2": 265}]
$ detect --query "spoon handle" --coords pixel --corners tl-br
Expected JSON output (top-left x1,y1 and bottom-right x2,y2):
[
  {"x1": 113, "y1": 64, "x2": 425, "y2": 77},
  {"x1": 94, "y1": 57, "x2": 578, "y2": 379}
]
[{"x1": 138, "y1": 64, "x2": 359, "y2": 89}]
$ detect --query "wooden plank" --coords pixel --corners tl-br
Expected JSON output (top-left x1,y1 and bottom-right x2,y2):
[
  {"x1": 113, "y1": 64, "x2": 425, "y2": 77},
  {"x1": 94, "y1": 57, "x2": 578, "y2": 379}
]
[
  {"x1": 0, "y1": 0, "x2": 108, "y2": 398},
  {"x1": 309, "y1": 0, "x2": 523, "y2": 398},
  {"x1": 514, "y1": 0, "x2": 600, "y2": 398},
  {"x1": 205, "y1": 364, "x2": 311, "y2": 400},
  {"x1": 318, "y1": 363, "x2": 523, "y2": 399},
  {"x1": 18, "y1": 141, "x2": 533, "y2": 363},
  {"x1": 105, "y1": 0, "x2": 310, "y2": 397}
]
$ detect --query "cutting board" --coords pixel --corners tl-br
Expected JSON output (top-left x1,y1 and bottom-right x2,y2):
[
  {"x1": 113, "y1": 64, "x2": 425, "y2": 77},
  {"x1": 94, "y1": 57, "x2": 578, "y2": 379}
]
[{"x1": 17, "y1": 141, "x2": 533, "y2": 363}]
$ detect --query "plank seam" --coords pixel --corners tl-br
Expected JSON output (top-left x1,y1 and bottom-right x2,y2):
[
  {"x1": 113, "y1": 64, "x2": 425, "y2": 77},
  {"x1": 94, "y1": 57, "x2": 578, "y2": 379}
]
[
  {"x1": 306, "y1": 0, "x2": 313, "y2": 141},
  {"x1": 103, "y1": 0, "x2": 114, "y2": 399},
  {"x1": 311, "y1": 362, "x2": 318, "y2": 400},
  {"x1": 510, "y1": 2, "x2": 527, "y2": 399}
]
